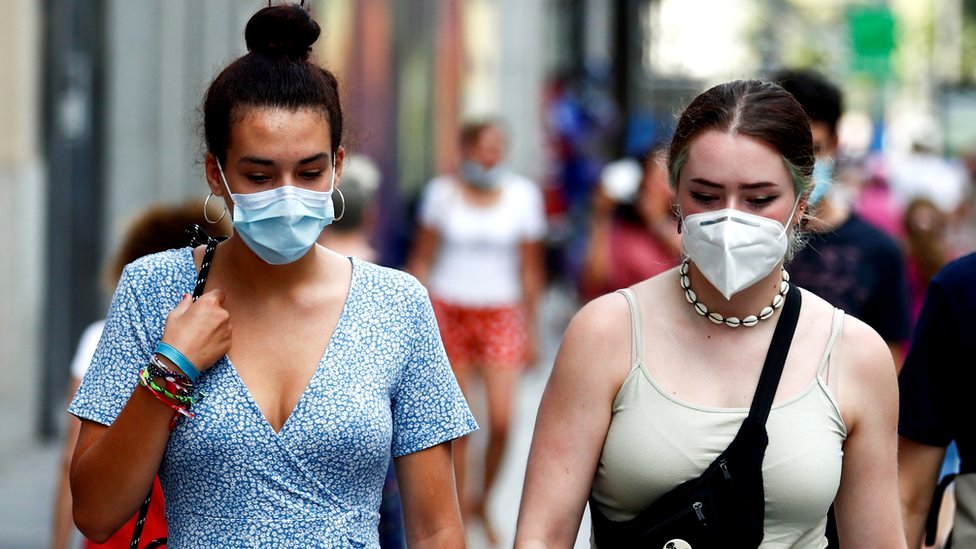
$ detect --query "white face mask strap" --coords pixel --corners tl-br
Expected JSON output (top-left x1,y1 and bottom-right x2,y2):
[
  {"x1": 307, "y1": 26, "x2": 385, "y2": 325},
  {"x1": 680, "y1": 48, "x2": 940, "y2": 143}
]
[
  {"x1": 215, "y1": 157, "x2": 234, "y2": 199},
  {"x1": 327, "y1": 154, "x2": 337, "y2": 194},
  {"x1": 783, "y1": 196, "x2": 802, "y2": 234}
]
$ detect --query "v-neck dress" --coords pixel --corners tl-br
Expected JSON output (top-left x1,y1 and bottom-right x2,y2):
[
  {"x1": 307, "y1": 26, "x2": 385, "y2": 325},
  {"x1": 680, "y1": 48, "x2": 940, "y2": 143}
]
[{"x1": 69, "y1": 248, "x2": 478, "y2": 547}]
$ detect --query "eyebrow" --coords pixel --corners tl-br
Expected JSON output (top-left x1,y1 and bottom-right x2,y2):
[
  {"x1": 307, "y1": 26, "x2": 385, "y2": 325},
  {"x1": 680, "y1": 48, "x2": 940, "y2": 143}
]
[
  {"x1": 238, "y1": 152, "x2": 330, "y2": 167},
  {"x1": 689, "y1": 177, "x2": 778, "y2": 190}
]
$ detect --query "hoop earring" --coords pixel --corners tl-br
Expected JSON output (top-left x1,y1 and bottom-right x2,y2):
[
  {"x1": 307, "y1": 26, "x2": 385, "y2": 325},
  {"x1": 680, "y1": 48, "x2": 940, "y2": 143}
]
[
  {"x1": 333, "y1": 188, "x2": 346, "y2": 222},
  {"x1": 203, "y1": 192, "x2": 227, "y2": 224}
]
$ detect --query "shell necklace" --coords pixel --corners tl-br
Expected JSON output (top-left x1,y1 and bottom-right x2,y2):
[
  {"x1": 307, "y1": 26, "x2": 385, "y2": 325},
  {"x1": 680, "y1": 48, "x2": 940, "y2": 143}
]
[{"x1": 678, "y1": 258, "x2": 789, "y2": 328}]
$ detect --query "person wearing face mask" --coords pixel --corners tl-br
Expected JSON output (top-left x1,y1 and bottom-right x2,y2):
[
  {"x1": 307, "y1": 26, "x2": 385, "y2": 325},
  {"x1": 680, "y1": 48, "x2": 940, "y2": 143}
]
[
  {"x1": 66, "y1": 4, "x2": 476, "y2": 548},
  {"x1": 773, "y1": 69, "x2": 910, "y2": 373},
  {"x1": 408, "y1": 118, "x2": 546, "y2": 544},
  {"x1": 515, "y1": 80, "x2": 906, "y2": 548}
]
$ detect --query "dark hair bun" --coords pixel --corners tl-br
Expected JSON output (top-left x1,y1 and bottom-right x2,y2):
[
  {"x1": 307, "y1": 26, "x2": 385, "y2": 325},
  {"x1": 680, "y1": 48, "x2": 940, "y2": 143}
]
[{"x1": 245, "y1": 4, "x2": 320, "y2": 60}]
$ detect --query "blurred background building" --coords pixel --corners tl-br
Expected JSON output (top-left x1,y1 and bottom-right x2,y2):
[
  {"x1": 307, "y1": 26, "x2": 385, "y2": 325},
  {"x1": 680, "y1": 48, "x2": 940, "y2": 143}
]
[{"x1": 4, "y1": 0, "x2": 976, "y2": 545}]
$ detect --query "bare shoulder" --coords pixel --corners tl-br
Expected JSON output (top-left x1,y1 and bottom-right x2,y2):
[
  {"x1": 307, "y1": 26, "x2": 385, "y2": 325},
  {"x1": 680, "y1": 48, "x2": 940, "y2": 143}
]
[
  {"x1": 834, "y1": 307, "x2": 899, "y2": 428},
  {"x1": 838, "y1": 312, "x2": 896, "y2": 385},
  {"x1": 553, "y1": 290, "x2": 634, "y2": 397}
]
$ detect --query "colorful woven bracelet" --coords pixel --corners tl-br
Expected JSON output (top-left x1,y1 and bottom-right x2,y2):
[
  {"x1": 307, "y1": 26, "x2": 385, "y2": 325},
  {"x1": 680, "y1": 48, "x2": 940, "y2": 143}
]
[
  {"x1": 138, "y1": 370, "x2": 193, "y2": 431},
  {"x1": 139, "y1": 368, "x2": 203, "y2": 406},
  {"x1": 155, "y1": 342, "x2": 201, "y2": 382}
]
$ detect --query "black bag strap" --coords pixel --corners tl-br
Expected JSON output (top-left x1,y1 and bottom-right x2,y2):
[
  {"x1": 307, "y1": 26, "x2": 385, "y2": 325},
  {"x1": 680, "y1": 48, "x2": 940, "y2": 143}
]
[
  {"x1": 747, "y1": 283, "x2": 802, "y2": 426},
  {"x1": 186, "y1": 224, "x2": 225, "y2": 300},
  {"x1": 130, "y1": 225, "x2": 223, "y2": 549},
  {"x1": 925, "y1": 472, "x2": 957, "y2": 547}
]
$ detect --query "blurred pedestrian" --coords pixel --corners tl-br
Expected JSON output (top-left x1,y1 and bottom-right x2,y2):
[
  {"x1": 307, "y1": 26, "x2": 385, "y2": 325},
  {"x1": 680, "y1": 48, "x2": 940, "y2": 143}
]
[
  {"x1": 578, "y1": 148, "x2": 680, "y2": 303},
  {"x1": 516, "y1": 79, "x2": 905, "y2": 548},
  {"x1": 67, "y1": 4, "x2": 475, "y2": 547},
  {"x1": 51, "y1": 200, "x2": 229, "y2": 549},
  {"x1": 775, "y1": 68, "x2": 911, "y2": 371},
  {"x1": 318, "y1": 154, "x2": 380, "y2": 263},
  {"x1": 408, "y1": 118, "x2": 546, "y2": 544},
  {"x1": 902, "y1": 197, "x2": 951, "y2": 327},
  {"x1": 898, "y1": 251, "x2": 976, "y2": 548}
]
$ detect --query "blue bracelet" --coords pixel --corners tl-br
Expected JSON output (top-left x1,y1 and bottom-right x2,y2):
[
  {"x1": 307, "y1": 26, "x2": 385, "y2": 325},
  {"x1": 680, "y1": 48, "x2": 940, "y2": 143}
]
[{"x1": 155, "y1": 342, "x2": 201, "y2": 383}]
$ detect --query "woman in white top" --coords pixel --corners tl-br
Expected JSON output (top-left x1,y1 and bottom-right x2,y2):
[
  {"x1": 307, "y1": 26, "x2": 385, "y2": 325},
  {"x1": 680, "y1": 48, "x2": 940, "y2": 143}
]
[
  {"x1": 409, "y1": 119, "x2": 546, "y2": 543},
  {"x1": 515, "y1": 80, "x2": 905, "y2": 548}
]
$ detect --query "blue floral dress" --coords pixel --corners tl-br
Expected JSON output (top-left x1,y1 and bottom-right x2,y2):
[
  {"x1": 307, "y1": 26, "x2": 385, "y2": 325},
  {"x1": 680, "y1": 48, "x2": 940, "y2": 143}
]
[{"x1": 69, "y1": 249, "x2": 477, "y2": 547}]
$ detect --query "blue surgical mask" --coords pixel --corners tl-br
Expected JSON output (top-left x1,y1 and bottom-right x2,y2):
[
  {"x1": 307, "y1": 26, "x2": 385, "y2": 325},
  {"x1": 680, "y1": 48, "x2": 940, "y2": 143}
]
[
  {"x1": 809, "y1": 158, "x2": 833, "y2": 206},
  {"x1": 460, "y1": 161, "x2": 505, "y2": 189},
  {"x1": 216, "y1": 158, "x2": 336, "y2": 265}
]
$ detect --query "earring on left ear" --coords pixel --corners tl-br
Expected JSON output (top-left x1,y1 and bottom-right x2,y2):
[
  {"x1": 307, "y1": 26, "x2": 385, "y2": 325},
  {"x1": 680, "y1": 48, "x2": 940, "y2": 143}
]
[
  {"x1": 203, "y1": 193, "x2": 227, "y2": 224},
  {"x1": 333, "y1": 188, "x2": 346, "y2": 222}
]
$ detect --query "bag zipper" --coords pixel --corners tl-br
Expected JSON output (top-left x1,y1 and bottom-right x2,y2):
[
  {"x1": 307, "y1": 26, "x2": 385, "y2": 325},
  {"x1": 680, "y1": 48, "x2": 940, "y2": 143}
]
[
  {"x1": 719, "y1": 459, "x2": 732, "y2": 481},
  {"x1": 693, "y1": 501, "x2": 705, "y2": 523}
]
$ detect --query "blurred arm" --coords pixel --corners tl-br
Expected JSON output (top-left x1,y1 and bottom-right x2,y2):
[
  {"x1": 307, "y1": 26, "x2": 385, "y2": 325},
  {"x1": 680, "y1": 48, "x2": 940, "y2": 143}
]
[
  {"x1": 51, "y1": 378, "x2": 82, "y2": 549},
  {"x1": 898, "y1": 437, "x2": 945, "y2": 548},
  {"x1": 406, "y1": 225, "x2": 439, "y2": 286},
  {"x1": 521, "y1": 239, "x2": 545, "y2": 364}
]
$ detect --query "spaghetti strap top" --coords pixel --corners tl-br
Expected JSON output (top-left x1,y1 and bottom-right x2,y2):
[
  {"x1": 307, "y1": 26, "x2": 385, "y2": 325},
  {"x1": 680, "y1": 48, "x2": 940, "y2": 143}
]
[
  {"x1": 592, "y1": 289, "x2": 848, "y2": 548},
  {"x1": 617, "y1": 288, "x2": 644, "y2": 372}
]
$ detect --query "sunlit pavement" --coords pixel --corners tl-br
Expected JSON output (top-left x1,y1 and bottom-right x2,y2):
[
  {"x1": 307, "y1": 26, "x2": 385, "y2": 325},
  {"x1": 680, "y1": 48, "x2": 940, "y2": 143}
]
[
  {"x1": 0, "y1": 284, "x2": 590, "y2": 549},
  {"x1": 0, "y1": 427, "x2": 62, "y2": 548}
]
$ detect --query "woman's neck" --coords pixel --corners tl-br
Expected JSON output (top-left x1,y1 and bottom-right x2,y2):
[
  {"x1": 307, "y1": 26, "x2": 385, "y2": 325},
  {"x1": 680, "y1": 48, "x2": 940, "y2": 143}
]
[
  {"x1": 205, "y1": 236, "x2": 345, "y2": 297},
  {"x1": 685, "y1": 260, "x2": 785, "y2": 321}
]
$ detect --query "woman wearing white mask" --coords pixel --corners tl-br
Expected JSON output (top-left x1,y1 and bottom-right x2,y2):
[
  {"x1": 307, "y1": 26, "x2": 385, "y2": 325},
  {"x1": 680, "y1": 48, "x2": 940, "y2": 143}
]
[
  {"x1": 67, "y1": 4, "x2": 475, "y2": 547},
  {"x1": 515, "y1": 80, "x2": 905, "y2": 548}
]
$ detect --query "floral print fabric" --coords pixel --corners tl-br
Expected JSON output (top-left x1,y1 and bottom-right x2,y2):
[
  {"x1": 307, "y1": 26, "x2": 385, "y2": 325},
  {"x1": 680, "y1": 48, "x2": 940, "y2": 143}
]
[{"x1": 69, "y1": 248, "x2": 477, "y2": 547}]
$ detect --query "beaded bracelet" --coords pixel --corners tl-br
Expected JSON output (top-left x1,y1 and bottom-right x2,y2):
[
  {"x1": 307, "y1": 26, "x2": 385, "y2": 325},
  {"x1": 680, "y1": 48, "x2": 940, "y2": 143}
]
[
  {"x1": 155, "y1": 342, "x2": 201, "y2": 383},
  {"x1": 147, "y1": 354, "x2": 192, "y2": 386}
]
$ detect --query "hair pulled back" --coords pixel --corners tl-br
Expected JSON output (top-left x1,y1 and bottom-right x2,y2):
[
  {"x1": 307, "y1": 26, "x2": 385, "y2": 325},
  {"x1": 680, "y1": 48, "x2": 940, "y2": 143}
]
[
  {"x1": 203, "y1": 3, "x2": 342, "y2": 164},
  {"x1": 667, "y1": 80, "x2": 814, "y2": 198}
]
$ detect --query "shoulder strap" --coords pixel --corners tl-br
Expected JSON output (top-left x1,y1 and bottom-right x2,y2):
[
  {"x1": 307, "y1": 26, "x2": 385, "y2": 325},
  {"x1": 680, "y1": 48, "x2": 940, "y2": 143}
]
[
  {"x1": 616, "y1": 288, "x2": 643, "y2": 369},
  {"x1": 186, "y1": 224, "x2": 225, "y2": 300},
  {"x1": 131, "y1": 224, "x2": 223, "y2": 549},
  {"x1": 747, "y1": 283, "x2": 802, "y2": 425},
  {"x1": 817, "y1": 308, "x2": 846, "y2": 378}
]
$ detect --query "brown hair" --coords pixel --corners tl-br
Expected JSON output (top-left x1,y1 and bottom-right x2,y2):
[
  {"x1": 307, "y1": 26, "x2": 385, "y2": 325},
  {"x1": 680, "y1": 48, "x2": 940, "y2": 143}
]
[
  {"x1": 105, "y1": 200, "x2": 231, "y2": 291},
  {"x1": 667, "y1": 80, "x2": 814, "y2": 198},
  {"x1": 459, "y1": 118, "x2": 506, "y2": 151}
]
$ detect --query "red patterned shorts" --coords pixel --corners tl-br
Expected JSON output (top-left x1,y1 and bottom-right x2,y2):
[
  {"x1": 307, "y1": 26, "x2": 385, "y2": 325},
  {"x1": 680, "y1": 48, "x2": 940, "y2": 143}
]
[{"x1": 431, "y1": 298, "x2": 528, "y2": 370}]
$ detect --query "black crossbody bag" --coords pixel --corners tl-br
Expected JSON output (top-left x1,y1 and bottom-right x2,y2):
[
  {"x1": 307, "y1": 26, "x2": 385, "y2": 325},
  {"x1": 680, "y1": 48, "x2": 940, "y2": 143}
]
[{"x1": 590, "y1": 283, "x2": 801, "y2": 549}]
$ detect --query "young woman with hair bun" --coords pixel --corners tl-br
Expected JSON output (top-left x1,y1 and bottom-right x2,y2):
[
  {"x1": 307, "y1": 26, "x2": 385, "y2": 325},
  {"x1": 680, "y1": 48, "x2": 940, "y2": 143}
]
[{"x1": 68, "y1": 4, "x2": 475, "y2": 547}]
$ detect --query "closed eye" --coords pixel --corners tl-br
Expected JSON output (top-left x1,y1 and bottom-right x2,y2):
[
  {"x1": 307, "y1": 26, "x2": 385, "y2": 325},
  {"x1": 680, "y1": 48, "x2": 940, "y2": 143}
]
[
  {"x1": 747, "y1": 195, "x2": 778, "y2": 208},
  {"x1": 246, "y1": 173, "x2": 272, "y2": 184},
  {"x1": 690, "y1": 191, "x2": 717, "y2": 205}
]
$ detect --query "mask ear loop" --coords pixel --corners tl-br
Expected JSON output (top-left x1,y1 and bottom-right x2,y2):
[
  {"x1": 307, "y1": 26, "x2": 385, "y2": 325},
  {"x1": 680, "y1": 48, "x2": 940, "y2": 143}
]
[
  {"x1": 329, "y1": 153, "x2": 344, "y2": 221},
  {"x1": 781, "y1": 196, "x2": 803, "y2": 236}
]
